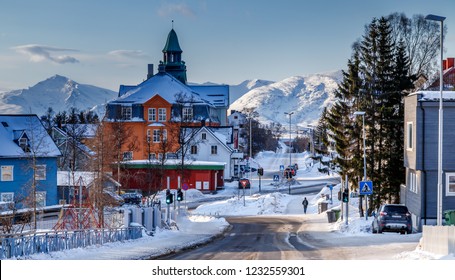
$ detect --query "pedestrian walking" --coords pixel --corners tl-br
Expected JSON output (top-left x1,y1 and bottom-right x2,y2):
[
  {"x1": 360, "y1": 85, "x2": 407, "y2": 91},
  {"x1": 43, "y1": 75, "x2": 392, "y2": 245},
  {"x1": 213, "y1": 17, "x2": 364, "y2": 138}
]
[{"x1": 302, "y1": 197, "x2": 309, "y2": 214}]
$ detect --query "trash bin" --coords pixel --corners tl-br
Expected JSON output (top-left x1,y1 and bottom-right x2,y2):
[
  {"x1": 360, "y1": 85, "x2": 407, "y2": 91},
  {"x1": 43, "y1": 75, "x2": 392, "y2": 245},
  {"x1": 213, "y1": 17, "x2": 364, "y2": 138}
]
[
  {"x1": 444, "y1": 210, "x2": 455, "y2": 225},
  {"x1": 318, "y1": 202, "x2": 328, "y2": 214},
  {"x1": 327, "y1": 210, "x2": 336, "y2": 223},
  {"x1": 332, "y1": 209, "x2": 341, "y2": 221}
]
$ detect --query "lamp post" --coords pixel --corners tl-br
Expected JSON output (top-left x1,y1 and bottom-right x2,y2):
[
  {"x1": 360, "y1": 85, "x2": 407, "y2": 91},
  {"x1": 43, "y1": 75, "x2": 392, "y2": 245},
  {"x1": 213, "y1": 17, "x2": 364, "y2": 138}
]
[
  {"x1": 284, "y1": 112, "x2": 294, "y2": 168},
  {"x1": 354, "y1": 111, "x2": 367, "y2": 220},
  {"x1": 425, "y1": 14, "x2": 445, "y2": 226}
]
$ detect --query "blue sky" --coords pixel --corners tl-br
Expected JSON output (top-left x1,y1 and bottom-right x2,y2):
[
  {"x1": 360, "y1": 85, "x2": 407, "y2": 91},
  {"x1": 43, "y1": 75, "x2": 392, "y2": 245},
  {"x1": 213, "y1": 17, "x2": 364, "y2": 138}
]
[{"x1": 1, "y1": 0, "x2": 454, "y2": 91}]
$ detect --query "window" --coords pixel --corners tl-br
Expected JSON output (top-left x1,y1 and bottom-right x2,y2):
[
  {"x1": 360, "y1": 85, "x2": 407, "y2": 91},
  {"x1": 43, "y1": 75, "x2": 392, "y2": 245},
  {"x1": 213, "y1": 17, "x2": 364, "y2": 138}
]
[
  {"x1": 191, "y1": 145, "x2": 198, "y2": 154},
  {"x1": 446, "y1": 173, "x2": 455, "y2": 196},
  {"x1": 146, "y1": 129, "x2": 151, "y2": 143},
  {"x1": 406, "y1": 122, "x2": 413, "y2": 150},
  {"x1": 153, "y1": 129, "x2": 160, "y2": 143},
  {"x1": 183, "y1": 107, "x2": 193, "y2": 122},
  {"x1": 158, "y1": 153, "x2": 163, "y2": 160},
  {"x1": 201, "y1": 133, "x2": 207, "y2": 140},
  {"x1": 148, "y1": 153, "x2": 156, "y2": 160},
  {"x1": 158, "y1": 108, "x2": 166, "y2": 122},
  {"x1": 408, "y1": 170, "x2": 417, "y2": 194},
  {"x1": 123, "y1": 151, "x2": 133, "y2": 161},
  {"x1": 122, "y1": 106, "x2": 132, "y2": 120},
  {"x1": 1, "y1": 166, "x2": 13, "y2": 181},
  {"x1": 35, "y1": 165, "x2": 46, "y2": 180},
  {"x1": 211, "y1": 145, "x2": 218, "y2": 155},
  {"x1": 19, "y1": 137, "x2": 29, "y2": 152},
  {"x1": 36, "y1": 191, "x2": 46, "y2": 207},
  {"x1": 148, "y1": 108, "x2": 156, "y2": 122},
  {"x1": 0, "y1": 193, "x2": 14, "y2": 203}
]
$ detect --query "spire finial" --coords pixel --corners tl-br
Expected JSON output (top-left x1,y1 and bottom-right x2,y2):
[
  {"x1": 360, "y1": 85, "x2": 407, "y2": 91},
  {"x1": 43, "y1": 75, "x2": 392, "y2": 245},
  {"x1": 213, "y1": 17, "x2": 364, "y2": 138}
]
[{"x1": 172, "y1": 20, "x2": 174, "y2": 29}]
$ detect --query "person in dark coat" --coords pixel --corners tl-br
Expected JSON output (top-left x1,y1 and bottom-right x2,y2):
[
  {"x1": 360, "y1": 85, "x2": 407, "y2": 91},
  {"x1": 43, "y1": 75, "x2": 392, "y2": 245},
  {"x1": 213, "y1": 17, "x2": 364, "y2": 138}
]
[{"x1": 302, "y1": 197, "x2": 309, "y2": 214}]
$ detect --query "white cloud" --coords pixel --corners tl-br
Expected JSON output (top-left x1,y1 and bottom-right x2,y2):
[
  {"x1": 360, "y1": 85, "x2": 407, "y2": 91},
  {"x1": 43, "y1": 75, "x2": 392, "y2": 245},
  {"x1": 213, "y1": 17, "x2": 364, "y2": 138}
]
[
  {"x1": 158, "y1": 3, "x2": 196, "y2": 18},
  {"x1": 12, "y1": 44, "x2": 79, "y2": 64},
  {"x1": 108, "y1": 50, "x2": 149, "y2": 60}
]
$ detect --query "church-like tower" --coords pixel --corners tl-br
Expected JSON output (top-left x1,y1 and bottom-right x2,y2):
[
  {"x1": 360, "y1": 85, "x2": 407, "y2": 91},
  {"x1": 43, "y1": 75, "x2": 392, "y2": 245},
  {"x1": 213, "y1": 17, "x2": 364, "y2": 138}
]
[{"x1": 158, "y1": 29, "x2": 187, "y2": 84}]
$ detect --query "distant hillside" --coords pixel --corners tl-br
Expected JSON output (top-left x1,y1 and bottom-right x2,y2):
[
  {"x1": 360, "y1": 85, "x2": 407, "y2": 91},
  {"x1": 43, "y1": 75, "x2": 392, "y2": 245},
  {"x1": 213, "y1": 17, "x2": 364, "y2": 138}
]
[
  {"x1": 0, "y1": 75, "x2": 117, "y2": 117},
  {"x1": 229, "y1": 79, "x2": 275, "y2": 105},
  {"x1": 229, "y1": 71, "x2": 342, "y2": 127}
]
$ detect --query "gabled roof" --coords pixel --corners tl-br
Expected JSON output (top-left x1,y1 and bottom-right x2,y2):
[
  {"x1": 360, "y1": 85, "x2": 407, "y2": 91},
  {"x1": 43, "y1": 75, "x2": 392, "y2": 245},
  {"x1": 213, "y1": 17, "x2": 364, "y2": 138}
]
[
  {"x1": 0, "y1": 115, "x2": 61, "y2": 158},
  {"x1": 183, "y1": 126, "x2": 234, "y2": 153},
  {"x1": 112, "y1": 72, "x2": 210, "y2": 106}
]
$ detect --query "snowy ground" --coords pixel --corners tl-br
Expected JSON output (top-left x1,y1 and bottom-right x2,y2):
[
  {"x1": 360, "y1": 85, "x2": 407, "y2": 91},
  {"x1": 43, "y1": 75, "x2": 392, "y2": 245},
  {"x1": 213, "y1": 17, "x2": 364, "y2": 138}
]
[{"x1": 3, "y1": 150, "x2": 453, "y2": 280}]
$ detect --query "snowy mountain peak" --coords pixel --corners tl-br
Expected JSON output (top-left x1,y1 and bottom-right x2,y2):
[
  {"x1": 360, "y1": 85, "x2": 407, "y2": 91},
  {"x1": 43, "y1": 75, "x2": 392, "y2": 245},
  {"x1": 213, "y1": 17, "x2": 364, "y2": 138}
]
[
  {"x1": 0, "y1": 76, "x2": 117, "y2": 117},
  {"x1": 229, "y1": 73, "x2": 339, "y2": 127}
]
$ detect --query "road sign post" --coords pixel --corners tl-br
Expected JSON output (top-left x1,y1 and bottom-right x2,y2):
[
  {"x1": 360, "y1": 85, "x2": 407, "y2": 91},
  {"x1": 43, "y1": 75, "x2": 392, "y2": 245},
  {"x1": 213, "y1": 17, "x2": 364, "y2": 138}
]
[{"x1": 359, "y1": 180, "x2": 373, "y2": 219}]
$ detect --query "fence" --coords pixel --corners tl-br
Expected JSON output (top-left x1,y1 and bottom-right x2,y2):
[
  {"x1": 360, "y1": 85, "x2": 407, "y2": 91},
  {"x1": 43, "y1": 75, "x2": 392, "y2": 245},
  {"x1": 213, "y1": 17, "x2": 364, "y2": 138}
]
[{"x1": 0, "y1": 227, "x2": 142, "y2": 259}]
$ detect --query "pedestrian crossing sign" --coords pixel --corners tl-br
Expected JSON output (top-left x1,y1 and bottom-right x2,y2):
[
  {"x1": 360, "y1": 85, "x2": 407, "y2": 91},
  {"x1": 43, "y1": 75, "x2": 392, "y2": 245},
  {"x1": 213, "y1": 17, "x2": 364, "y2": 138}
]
[{"x1": 359, "y1": 181, "x2": 373, "y2": 195}]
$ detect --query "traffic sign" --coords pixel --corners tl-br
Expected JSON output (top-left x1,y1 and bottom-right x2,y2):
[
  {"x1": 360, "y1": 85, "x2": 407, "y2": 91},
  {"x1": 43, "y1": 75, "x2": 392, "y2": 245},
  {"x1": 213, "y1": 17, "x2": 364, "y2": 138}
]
[
  {"x1": 280, "y1": 165, "x2": 284, "y2": 171},
  {"x1": 273, "y1": 175, "x2": 280, "y2": 182},
  {"x1": 328, "y1": 185, "x2": 333, "y2": 191},
  {"x1": 359, "y1": 181, "x2": 373, "y2": 195},
  {"x1": 182, "y1": 183, "x2": 189, "y2": 191}
]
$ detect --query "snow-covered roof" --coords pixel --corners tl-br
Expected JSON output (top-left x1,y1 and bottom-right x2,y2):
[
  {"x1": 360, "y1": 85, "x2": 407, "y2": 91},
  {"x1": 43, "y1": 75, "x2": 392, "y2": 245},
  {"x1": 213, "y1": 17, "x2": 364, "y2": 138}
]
[
  {"x1": 189, "y1": 84, "x2": 229, "y2": 108},
  {"x1": 0, "y1": 115, "x2": 61, "y2": 158},
  {"x1": 113, "y1": 72, "x2": 208, "y2": 105},
  {"x1": 413, "y1": 90, "x2": 455, "y2": 101}
]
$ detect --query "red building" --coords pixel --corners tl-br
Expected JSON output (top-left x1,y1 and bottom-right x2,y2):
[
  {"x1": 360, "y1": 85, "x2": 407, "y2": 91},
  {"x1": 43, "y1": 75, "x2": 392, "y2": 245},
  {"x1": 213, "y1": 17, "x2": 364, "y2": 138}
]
[
  {"x1": 427, "y1": 57, "x2": 455, "y2": 90},
  {"x1": 113, "y1": 160, "x2": 225, "y2": 194}
]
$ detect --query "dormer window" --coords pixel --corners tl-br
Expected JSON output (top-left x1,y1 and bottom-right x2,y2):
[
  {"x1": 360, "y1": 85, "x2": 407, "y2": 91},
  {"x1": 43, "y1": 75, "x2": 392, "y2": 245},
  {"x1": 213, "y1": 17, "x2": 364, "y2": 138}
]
[
  {"x1": 183, "y1": 107, "x2": 193, "y2": 122},
  {"x1": 201, "y1": 133, "x2": 207, "y2": 140},
  {"x1": 19, "y1": 137, "x2": 30, "y2": 152}
]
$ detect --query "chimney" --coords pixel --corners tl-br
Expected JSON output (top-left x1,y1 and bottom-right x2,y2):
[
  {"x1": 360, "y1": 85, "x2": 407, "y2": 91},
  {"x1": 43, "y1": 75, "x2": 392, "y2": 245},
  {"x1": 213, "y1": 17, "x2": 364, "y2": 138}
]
[
  {"x1": 444, "y1": 58, "x2": 454, "y2": 70},
  {"x1": 147, "y1": 64, "x2": 154, "y2": 79}
]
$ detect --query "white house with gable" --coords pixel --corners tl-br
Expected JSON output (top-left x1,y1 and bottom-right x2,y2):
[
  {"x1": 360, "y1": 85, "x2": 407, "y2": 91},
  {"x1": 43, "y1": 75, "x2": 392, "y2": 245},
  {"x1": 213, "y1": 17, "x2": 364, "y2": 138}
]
[{"x1": 181, "y1": 126, "x2": 243, "y2": 182}]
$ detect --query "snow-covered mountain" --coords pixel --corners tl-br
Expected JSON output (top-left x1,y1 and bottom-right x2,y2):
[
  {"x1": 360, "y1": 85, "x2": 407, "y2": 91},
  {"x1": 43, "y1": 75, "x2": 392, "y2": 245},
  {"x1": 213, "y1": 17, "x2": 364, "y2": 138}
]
[
  {"x1": 0, "y1": 75, "x2": 117, "y2": 117},
  {"x1": 229, "y1": 71, "x2": 342, "y2": 127},
  {"x1": 229, "y1": 79, "x2": 275, "y2": 105}
]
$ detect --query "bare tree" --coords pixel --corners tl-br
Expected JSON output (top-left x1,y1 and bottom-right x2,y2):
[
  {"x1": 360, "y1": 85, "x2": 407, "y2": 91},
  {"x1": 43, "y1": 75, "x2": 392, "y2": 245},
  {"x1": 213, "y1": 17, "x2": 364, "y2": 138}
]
[{"x1": 387, "y1": 13, "x2": 446, "y2": 78}]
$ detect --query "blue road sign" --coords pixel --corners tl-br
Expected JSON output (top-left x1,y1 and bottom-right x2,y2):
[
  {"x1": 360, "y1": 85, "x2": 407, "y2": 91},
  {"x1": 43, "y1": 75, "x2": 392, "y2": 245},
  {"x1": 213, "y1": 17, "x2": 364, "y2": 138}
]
[
  {"x1": 279, "y1": 165, "x2": 284, "y2": 171},
  {"x1": 328, "y1": 185, "x2": 333, "y2": 191},
  {"x1": 359, "y1": 181, "x2": 373, "y2": 195},
  {"x1": 273, "y1": 175, "x2": 280, "y2": 182}
]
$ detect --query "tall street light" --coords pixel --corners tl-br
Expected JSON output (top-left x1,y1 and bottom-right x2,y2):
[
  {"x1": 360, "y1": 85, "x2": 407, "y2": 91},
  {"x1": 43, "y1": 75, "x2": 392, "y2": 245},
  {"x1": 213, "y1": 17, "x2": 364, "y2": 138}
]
[
  {"x1": 425, "y1": 14, "x2": 445, "y2": 226},
  {"x1": 284, "y1": 112, "x2": 294, "y2": 169},
  {"x1": 354, "y1": 111, "x2": 367, "y2": 220}
]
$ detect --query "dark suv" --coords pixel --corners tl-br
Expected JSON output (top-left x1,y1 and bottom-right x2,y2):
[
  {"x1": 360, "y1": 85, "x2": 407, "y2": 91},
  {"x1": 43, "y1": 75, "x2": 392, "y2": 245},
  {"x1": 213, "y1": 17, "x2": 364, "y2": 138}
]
[{"x1": 372, "y1": 204, "x2": 412, "y2": 234}]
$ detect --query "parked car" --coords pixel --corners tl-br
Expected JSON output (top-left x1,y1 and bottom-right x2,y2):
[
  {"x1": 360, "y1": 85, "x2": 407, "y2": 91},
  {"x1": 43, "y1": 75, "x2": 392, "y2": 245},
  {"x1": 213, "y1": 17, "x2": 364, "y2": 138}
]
[
  {"x1": 121, "y1": 192, "x2": 142, "y2": 205},
  {"x1": 238, "y1": 178, "x2": 251, "y2": 189},
  {"x1": 372, "y1": 204, "x2": 412, "y2": 234}
]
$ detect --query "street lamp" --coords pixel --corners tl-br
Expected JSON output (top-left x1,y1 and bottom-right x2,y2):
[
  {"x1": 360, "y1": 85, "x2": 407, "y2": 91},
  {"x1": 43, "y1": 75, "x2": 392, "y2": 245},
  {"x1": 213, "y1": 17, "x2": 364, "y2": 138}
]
[
  {"x1": 284, "y1": 112, "x2": 294, "y2": 168},
  {"x1": 425, "y1": 14, "x2": 445, "y2": 226},
  {"x1": 354, "y1": 111, "x2": 367, "y2": 220}
]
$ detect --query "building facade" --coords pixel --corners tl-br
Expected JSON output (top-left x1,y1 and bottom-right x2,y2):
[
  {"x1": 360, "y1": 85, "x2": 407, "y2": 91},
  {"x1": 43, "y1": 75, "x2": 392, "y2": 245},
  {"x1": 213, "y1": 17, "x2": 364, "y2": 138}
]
[
  {"x1": 403, "y1": 91, "x2": 455, "y2": 230},
  {"x1": 0, "y1": 115, "x2": 61, "y2": 209}
]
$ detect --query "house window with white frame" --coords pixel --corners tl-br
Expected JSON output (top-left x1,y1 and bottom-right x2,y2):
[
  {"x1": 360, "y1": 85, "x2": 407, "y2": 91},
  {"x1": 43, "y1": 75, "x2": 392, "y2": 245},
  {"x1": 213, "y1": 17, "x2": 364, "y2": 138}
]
[
  {"x1": 162, "y1": 129, "x2": 167, "y2": 142},
  {"x1": 158, "y1": 108, "x2": 166, "y2": 122},
  {"x1": 446, "y1": 173, "x2": 455, "y2": 196},
  {"x1": 0, "y1": 192, "x2": 14, "y2": 203},
  {"x1": 122, "y1": 106, "x2": 132, "y2": 120},
  {"x1": 146, "y1": 129, "x2": 151, "y2": 143},
  {"x1": 35, "y1": 165, "x2": 46, "y2": 181},
  {"x1": 201, "y1": 133, "x2": 207, "y2": 140},
  {"x1": 211, "y1": 145, "x2": 218, "y2": 155},
  {"x1": 123, "y1": 151, "x2": 133, "y2": 161},
  {"x1": 36, "y1": 191, "x2": 46, "y2": 207},
  {"x1": 191, "y1": 145, "x2": 198, "y2": 154},
  {"x1": 408, "y1": 170, "x2": 417, "y2": 194},
  {"x1": 153, "y1": 129, "x2": 161, "y2": 143},
  {"x1": 1, "y1": 166, "x2": 13, "y2": 181},
  {"x1": 406, "y1": 122, "x2": 413, "y2": 150},
  {"x1": 183, "y1": 107, "x2": 193, "y2": 122},
  {"x1": 148, "y1": 108, "x2": 156, "y2": 122}
]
